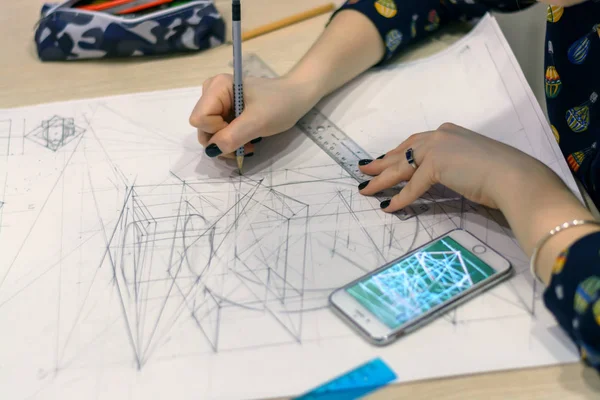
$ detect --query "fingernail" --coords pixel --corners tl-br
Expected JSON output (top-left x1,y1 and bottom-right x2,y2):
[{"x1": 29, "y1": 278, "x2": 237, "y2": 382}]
[
  {"x1": 245, "y1": 153, "x2": 254, "y2": 158},
  {"x1": 380, "y1": 199, "x2": 391, "y2": 209},
  {"x1": 358, "y1": 159, "x2": 373, "y2": 166},
  {"x1": 358, "y1": 181, "x2": 370, "y2": 190},
  {"x1": 251, "y1": 137, "x2": 263, "y2": 144},
  {"x1": 205, "y1": 144, "x2": 222, "y2": 158},
  {"x1": 377, "y1": 154, "x2": 385, "y2": 160}
]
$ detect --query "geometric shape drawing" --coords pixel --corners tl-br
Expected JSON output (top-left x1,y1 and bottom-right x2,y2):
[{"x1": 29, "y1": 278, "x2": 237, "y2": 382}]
[
  {"x1": 106, "y1": 177, "x2": 309, "y2": 369},
  {"x1": 25, "y1": 115, "x2": 85, "y2": 151}
]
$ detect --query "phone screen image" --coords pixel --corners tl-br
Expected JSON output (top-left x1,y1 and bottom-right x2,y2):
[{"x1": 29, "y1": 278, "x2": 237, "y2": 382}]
[{"x1": 345, "y1": 237, "x2": 498, "y2": 329}]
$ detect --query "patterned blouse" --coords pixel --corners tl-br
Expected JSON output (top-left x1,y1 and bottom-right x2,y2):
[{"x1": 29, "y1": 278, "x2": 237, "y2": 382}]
[{"x1": 331, "y1": 0, "x2": 600, "y2": 372}]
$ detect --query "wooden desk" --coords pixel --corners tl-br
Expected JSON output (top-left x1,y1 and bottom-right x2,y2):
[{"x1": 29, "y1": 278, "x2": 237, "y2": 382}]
[{"x1": 1, "y1": 1, "x2": 598, "y2": 399}]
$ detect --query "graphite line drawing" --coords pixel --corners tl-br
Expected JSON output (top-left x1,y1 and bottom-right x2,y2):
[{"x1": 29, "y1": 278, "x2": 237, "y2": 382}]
[
  {"x1": 25, "y1": 115, "x2": 85, "y2": 152},
  {"x1": 90, "y1": 167, "x2": 539, "y2": 371},
  {"x1": 0, "y1": 119, "x2": 11, "y2": 156},
  {"x1": 0, "y1": 110, "x2": 542, "y2": 378},
  {"x1": 106, "y1": 176, "x2": 310, "y2": 368}
]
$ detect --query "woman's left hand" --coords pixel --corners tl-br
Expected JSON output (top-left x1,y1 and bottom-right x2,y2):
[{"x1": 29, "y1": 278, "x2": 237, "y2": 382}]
[
  {"x1": 358, "y1": 123, "x2": 599, "y2": 286},
  {"x1": 357, "y1": 122, "x2": 564, "y2": 213}
]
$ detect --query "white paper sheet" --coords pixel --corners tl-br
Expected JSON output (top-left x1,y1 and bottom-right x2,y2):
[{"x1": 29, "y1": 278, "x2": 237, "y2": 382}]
[{"x1": 0, "y1": 14, "x2": 582, "y2": 400}]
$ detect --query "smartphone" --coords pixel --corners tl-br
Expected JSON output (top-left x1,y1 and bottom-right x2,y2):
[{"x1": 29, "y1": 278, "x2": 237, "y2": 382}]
[{"x1": 329, "y1": 229, "x2": 512, "y2": 346}]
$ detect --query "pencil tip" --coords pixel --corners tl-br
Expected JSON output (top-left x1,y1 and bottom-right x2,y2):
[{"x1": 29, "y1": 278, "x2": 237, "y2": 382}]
[{"x1": 236, "y1": 156, "x2": 244, "y2": 175}]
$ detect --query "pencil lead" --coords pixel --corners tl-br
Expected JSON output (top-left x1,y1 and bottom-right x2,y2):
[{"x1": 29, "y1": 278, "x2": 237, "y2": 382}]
[{"x1": 237, "y1": 156, "x2": 244, "y2": 175}]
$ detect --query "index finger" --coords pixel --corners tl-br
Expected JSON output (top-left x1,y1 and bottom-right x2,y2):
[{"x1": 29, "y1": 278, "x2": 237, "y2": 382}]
[{"x1": 189, "y1": 84, "x2": 233, "y2": 129}]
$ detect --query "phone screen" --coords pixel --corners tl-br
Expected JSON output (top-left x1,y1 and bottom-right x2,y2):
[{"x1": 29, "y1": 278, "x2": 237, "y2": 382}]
[{"x1": 345, "y1": 237, "x2": 498, "y2": 329}]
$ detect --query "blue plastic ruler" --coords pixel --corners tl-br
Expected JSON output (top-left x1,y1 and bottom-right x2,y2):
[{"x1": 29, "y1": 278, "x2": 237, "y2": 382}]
[
  {"x1": 292, "y1": 358, "x2": 397, "y2": 400},
  {"x1": 232, "y1": 54, "x2": 429, "y2": 221}
]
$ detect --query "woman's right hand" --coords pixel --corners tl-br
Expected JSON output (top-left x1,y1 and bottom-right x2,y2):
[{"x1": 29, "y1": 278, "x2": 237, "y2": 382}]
[{"x1": 189, "y1": 73, "x2": 320, "y2": 159}]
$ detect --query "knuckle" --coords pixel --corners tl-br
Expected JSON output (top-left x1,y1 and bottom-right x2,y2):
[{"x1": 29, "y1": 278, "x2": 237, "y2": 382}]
[
  {"x1": 407, "y1": 133, "x2": 419, "y2": 142},
  {"x1": 438, "y1": 122, "x2": 457, "y2": 131},
  {"x1": 213, "y1": 73, "x2": 232, "y2": 86},
  {"x1": 201, "y1": 77, "x2": 213, "y2": 88},
  {"x1": 189, "y1": 113, "x2": 201, "y2": 127},
  {"x1": 431, "y1": 129, "x2": 447, "y2": 143}
]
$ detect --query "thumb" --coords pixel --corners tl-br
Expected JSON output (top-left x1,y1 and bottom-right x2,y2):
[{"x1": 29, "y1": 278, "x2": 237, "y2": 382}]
[
  {"x1": 381, "y1": 163, "x2": 434, "y2": 212},
  {"x1": 204, "y1": 113, "x2": 259, "y2": 157}
]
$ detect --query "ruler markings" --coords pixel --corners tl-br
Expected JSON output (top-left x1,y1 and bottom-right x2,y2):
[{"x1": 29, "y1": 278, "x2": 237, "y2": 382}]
[{"x1": 231, "y1": 54, "x2": 430, "y2": 221}]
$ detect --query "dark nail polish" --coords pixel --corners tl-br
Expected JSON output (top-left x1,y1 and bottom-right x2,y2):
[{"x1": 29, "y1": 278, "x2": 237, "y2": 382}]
[
  {"x1": 358, "y1": 159, "x2": 373, "y2": 166},
  {"x1": 380, "y1": 200, "x2": 391, "y2": 209},
  {"x1": 245, "y1": 153, "x2": 254, "y2": 158},
  {"x1": 251, "y1": 137, "x2": 263, "y2": 144},
  {"x1": 377, "y1": 154, "x2": 385, "y2": 160},
  {"x1": 205, "y1": 144, "x2": 222, "y2": 158},
  {"x1": 358, "y1": 181, "x2": 370, "y2": 190}
]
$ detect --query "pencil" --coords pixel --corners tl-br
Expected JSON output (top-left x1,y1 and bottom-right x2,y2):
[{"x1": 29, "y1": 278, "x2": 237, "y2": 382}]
[
  {"x1": 232, "y1": 0, "x2": 245, "y2": 174},
  {"x1": 241, "y1": 3, "x2": 335, "y2": 42}
]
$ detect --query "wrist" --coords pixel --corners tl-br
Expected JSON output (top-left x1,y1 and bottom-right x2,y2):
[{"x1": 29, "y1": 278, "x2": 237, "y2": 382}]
[
  {"x1": 534, "y1": 222, "x2": 600, "y2": 284},
  {"x1": 491, "y1": 157, "x2": 570, "y2": 215},
  {"x1": 281, "y1": 9, "x2": 384, "y2": 105},
  {"x1": 282, "y1": 69, "x2": 326, "y2": 106},
  {"x1": 492, "y1": 159, "x2": 597, "y2": 276}
]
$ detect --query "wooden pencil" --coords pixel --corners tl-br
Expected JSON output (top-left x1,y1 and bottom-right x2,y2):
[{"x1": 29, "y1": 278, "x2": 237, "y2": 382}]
[{"x1": 241, "y1": 3, "x2": 336, "y2": 41}]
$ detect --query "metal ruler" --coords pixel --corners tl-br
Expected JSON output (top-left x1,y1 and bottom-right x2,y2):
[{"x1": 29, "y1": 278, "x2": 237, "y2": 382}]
[
  {"x1": 233, "y1": 54, "x2": 429, "y2": 220},
  {"x1": 292, "y1": 358, "x2": 397, "y2": 400}
]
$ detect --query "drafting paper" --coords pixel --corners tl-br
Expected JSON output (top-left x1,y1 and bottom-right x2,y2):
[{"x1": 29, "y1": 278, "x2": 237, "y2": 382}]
[{"x1": 0, "y1": 14, "x2": 581, "y2": 400}]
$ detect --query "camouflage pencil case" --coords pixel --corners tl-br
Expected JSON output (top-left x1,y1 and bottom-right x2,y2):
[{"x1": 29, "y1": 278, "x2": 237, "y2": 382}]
[{"x1": 34, "y1": 0, "x2": 226, "y2": 61}]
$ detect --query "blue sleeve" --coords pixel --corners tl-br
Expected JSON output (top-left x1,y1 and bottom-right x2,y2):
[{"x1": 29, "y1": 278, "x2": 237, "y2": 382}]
[
  {"x1": 330, "y1": 0, "x2": 535, "y2": 62},
  {"x1": 543, "y1": 231, "x2": 600, "y2": 372},
  {"x1": 542, "y1": 0, "x2": 600, "y2": 212},
  {"x1": 579, "y1": 149, "x2": 600, "y2": 209}
]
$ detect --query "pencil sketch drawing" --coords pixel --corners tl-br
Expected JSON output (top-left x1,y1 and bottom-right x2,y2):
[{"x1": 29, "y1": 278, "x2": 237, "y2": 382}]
[
  {"x1": 25, "y1": 115, "x2": 86, "y2": 152},
  {"x1": 109, "y1": 177, "x2": 309, "y2": 367},
  {"x1": 0, "y1": 119, "x2": 11, "y2": 156},
  {"x1": 0, "y1": 15, "x2": 582, "y2": 400}
]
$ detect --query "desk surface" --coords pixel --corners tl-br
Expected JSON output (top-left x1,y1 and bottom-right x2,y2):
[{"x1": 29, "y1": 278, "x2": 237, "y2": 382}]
[{"x1": 1, "y1": 1, "x2": 599, "y2": 399}]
